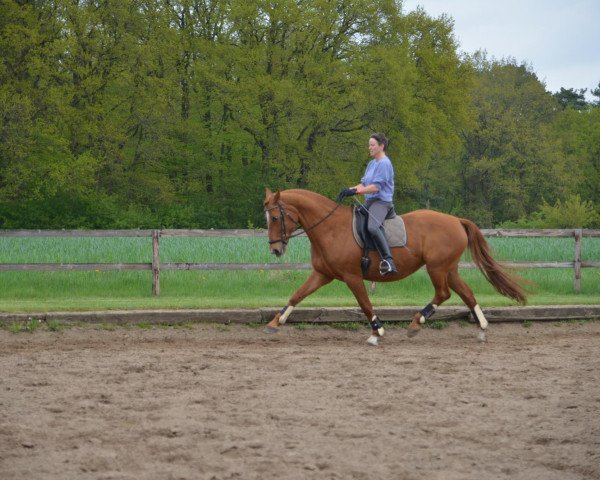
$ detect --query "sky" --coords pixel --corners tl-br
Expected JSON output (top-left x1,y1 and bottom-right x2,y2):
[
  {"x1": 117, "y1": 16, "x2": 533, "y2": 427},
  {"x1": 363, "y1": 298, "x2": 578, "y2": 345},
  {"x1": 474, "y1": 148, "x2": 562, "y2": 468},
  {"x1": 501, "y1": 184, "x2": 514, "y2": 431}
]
[{"x1": 402, "y1": 0, "x2": 600, "y2": 99}]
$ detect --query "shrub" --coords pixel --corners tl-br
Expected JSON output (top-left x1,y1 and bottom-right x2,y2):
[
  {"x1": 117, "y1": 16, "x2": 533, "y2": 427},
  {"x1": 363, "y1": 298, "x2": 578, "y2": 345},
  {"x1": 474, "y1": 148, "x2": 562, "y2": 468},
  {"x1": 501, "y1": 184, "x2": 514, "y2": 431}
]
[{"x1": 498, "y1": 195, "x2": 599, "y2": 228}]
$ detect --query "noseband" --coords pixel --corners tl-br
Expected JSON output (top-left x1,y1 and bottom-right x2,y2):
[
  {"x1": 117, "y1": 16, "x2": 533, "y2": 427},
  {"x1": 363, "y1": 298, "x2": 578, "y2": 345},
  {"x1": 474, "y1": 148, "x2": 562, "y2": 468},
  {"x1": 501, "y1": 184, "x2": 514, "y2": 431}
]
[{"x1": 265, "y1": 201, "x2": 340, "y2": 246}]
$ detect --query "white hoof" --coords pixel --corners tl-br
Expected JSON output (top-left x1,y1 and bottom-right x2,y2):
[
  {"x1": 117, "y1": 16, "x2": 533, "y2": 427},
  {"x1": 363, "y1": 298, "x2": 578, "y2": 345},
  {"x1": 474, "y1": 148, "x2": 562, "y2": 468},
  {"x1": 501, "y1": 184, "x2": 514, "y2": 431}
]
[
  {"x1": 367, "y1": 335, "x2": 379, "y2": 346},
  {"x1": 478, "y1": 330, "x2": 487, "y2": 342},
  {"x1": 418, "y1": 315, "x2": 425, "y2": 325}
]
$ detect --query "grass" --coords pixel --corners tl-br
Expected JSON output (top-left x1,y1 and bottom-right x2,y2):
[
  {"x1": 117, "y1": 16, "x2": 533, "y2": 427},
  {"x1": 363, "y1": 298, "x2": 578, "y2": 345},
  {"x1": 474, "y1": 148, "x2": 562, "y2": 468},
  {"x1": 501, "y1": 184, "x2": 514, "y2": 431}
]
[
  {"x1": 2, "y1": 235, "x2": 596, "y2": 263},
  {"x1": 0, "y1": 236, "x2": 598, "y2": 312},
  {"x1": 7, "y1": 318, "x2": 43, "y2": 333},
  {"x1": 3, "y1": 317, "x2": 597, "y2": 334},
  {"x1": 424, "y1": 320, "x2": 449, "y2": 330},
  {"x1": 47, "y1": 320, "x2": 62, "y2": 332},
  {"x1": 329, "y1": 321, "x2": 362, "y2": 331}
]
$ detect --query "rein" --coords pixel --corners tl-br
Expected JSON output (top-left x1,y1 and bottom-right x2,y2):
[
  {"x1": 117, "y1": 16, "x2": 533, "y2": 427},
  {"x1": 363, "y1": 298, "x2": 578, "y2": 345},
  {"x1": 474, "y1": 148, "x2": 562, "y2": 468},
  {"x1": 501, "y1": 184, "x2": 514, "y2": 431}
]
[{"x1": 265, "y1": 201, "x2": 341, "y2": 245}]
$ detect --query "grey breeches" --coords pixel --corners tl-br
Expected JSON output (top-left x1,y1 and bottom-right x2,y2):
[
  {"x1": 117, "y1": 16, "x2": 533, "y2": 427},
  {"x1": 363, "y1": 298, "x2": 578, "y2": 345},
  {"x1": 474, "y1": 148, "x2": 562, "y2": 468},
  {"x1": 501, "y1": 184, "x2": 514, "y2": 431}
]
[{"x1": 363, "y1": 199, "x2": 393, "y2": 235}]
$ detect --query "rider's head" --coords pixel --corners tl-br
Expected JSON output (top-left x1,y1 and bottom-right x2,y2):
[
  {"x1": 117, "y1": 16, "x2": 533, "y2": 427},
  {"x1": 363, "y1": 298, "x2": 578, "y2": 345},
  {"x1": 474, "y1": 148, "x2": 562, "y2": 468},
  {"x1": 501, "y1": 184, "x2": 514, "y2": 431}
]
[{"x1": 369, "y1": 132, "x2": 388, "y2": 151}]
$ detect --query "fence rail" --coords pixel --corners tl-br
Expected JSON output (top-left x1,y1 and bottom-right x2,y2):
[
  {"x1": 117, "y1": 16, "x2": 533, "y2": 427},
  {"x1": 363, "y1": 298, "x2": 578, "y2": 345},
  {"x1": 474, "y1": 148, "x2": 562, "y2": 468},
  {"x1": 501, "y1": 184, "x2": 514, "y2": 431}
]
[{"x1": 1, "y1": 229, "x2": 599, "y2": 295}]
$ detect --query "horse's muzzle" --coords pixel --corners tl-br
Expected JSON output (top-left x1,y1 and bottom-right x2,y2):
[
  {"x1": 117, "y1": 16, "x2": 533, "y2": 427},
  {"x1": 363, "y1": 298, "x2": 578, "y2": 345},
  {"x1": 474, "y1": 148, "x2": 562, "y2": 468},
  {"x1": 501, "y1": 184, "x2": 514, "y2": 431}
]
[{"x1": 271, "y1": 246, "x2": 285, "y2": 257}]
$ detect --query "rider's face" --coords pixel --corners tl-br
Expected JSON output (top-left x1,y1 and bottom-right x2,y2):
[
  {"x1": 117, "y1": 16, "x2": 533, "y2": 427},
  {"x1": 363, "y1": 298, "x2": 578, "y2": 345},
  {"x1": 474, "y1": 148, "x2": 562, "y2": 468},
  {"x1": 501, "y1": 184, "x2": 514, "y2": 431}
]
[{"x1": 368, "y1": 138, "x2": 384, "y2": 158}]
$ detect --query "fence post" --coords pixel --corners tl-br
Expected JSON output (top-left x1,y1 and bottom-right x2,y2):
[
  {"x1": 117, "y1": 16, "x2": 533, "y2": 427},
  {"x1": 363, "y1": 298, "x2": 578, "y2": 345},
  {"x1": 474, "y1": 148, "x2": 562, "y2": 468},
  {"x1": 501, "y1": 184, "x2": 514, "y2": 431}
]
[
  {"x1": 152, "y1": 230, "x2": 160, "y2": 296},
  {"x1": 574, "y1": 229, "x2": 582, "y2": 293}
]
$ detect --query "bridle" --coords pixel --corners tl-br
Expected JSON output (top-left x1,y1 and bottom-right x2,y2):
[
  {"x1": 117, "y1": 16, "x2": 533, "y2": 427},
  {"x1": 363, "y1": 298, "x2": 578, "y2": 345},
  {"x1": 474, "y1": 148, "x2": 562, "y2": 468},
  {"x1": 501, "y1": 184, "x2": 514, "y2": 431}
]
[
  {"x1": 265, "y1": 201, "x2": 340, "y2": 246},
  {"x1": 265, "y1": 201, "x2": 341, "y2": 246}
]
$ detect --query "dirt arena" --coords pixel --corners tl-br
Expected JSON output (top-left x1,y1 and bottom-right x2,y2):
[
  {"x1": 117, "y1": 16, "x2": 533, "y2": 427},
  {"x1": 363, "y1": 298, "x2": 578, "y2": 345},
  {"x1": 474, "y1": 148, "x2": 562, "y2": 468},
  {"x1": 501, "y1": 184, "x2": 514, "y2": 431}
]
[{"x1": 1, "y1": 320, "x2": 599, "y2": 480}]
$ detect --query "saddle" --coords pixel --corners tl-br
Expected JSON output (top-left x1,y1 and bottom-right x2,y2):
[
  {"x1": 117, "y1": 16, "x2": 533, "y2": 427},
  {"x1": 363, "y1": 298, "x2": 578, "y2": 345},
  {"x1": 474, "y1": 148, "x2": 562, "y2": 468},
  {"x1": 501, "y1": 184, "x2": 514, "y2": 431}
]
[{"x1": 352, "y1": 205, "x2": 407, "y2": 276}]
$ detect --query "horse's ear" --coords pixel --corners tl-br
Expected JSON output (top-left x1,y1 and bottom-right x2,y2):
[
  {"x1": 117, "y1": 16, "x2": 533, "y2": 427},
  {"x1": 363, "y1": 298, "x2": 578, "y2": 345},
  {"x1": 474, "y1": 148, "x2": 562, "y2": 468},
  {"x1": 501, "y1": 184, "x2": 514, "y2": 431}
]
[{"x1": 264, "y1": 187, "x2": 280, "y2": 203}]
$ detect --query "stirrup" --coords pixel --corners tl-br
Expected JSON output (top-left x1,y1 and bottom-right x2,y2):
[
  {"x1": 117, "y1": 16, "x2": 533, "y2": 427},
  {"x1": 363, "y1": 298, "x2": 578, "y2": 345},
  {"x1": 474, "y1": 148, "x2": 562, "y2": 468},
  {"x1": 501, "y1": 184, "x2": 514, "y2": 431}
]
[{"x1": 379, "y1": 259, "x2": 397, "y2": 276}]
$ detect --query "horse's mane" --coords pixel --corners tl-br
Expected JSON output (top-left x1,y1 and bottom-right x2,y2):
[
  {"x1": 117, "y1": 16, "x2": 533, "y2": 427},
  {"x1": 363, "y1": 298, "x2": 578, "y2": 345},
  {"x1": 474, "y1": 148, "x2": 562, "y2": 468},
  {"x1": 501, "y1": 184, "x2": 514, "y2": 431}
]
[{"x1": 280, "y1": 189, "x2": 337, "y2": 207}]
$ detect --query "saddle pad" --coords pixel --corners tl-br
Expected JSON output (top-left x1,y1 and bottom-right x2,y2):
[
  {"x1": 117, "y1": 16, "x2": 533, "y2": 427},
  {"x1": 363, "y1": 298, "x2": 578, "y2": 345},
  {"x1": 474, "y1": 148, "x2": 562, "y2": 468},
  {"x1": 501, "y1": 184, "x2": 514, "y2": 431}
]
[{"x1": 352, "y1": 213, "x2": 407, "y2": 249}]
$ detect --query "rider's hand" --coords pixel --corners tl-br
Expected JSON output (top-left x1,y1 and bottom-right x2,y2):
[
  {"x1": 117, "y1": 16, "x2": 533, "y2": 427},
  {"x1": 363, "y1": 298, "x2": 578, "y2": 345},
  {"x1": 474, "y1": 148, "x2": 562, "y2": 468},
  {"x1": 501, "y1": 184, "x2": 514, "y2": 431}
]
[{"x1": 336, "y1": 188, "x2": 357, "y2": 203}]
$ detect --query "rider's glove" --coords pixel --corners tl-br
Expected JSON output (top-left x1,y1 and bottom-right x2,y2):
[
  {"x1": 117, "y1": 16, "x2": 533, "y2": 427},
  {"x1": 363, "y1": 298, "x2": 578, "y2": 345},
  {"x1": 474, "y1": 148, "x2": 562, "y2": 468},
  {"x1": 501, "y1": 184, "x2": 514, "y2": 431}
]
[{"x1": 336, "y1": 188, "x2": 357, "y2": 203}]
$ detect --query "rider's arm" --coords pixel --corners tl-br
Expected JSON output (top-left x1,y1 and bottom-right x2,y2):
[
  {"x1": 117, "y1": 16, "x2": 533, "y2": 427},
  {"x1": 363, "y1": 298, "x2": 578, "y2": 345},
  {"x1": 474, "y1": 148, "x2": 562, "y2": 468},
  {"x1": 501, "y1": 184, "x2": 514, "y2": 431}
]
[{"x1": 352, "y1": 183, "x2": 379, "y2": 195}]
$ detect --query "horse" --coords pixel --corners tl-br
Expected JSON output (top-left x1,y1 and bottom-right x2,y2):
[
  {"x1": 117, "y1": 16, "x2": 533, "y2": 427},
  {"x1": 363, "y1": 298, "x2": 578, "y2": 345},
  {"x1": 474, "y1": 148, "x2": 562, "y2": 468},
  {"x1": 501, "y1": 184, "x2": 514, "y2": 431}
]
[{"x1": 263, "y1": 188, "x2": 526, "y2": 345}]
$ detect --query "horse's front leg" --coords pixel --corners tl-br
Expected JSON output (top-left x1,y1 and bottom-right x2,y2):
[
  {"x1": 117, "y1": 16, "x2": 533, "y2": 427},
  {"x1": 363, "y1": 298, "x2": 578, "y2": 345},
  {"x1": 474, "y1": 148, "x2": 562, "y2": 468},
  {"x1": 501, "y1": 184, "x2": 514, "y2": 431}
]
[
  {"x1": 264, "y1": 270, "x2": 332, "y2": 334},
  {"x1": 343, "y1": 275, "x2": 384, "y2": 346}
]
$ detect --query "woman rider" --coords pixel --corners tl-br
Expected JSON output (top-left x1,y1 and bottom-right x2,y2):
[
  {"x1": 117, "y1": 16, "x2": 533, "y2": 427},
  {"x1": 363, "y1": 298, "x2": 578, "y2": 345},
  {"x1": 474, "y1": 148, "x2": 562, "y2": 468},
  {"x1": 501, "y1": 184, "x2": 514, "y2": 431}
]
[{"x1": 338, "y1": 132, "x2": 397, "y2": 275}]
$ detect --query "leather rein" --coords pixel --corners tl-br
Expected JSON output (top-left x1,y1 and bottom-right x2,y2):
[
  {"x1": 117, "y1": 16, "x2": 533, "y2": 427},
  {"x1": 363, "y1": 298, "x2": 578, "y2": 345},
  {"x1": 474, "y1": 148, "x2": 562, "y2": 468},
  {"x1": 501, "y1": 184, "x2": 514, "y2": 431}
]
[{"x1": 265, "y1": 201, "x2": 340, "y2": 246}]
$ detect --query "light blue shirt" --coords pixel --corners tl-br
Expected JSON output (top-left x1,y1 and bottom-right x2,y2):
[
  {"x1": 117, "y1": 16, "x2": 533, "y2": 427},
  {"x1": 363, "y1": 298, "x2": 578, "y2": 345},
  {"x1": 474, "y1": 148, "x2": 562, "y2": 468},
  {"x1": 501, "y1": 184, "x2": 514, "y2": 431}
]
[{"x1": 361, "y1": 155, "x2": 395, "y2": 202}]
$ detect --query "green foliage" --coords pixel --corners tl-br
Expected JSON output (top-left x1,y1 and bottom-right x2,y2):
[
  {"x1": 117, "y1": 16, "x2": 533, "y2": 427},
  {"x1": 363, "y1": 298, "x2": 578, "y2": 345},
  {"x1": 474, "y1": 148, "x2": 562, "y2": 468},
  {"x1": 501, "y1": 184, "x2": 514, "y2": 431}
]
[
  {"x1": 329, "y1": 322, "x2": 361, "y2": 331},
  {"x1": 0, "y1": 1, "x2": 598, "y2": 228},
  {"x1": 552, "y1": 104, "x2": 600, "y2": 210},
  {"x1": 553, "y1": 87, "x2": 588, "y2": 111},
  {"x1": 592, "y1": 82, "x2": 600, "y2": 106},
  {"x1": 424, "y1": 320, "x2": 449, "y2": 330},
  {"x1": 0, "y1": 235, "x2": 599, "y2": 312},
  {"x1": 537, "y1": 195, "x2": 599, "y2": 228},
  {"x1": 7, "y1": 318, "x2": 42, "y2": 333},
  {"x1": 447, "y1": 54, "x2": 575, "y2": 226},
  {"x1": 499, "y1": 195, "x2": 599, "y2": 228},
  {"x1": 47, "y1": 320, "x2": 62, "y2": 332}
]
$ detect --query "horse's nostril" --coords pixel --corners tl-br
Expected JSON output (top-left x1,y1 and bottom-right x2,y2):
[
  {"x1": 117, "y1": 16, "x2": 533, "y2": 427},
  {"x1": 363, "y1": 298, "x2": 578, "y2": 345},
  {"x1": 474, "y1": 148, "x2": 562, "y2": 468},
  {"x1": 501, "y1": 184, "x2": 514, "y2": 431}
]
[{"x1": 272, "y1": 248, "x2": 281, "y2": 257}]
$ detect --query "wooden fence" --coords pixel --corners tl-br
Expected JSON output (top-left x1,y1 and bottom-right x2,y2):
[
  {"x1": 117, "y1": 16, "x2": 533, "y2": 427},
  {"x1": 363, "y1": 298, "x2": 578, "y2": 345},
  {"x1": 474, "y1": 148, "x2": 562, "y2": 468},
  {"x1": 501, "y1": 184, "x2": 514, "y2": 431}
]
[{"x1": 1, "y1": 228, "x2": 599, "y2": 295}]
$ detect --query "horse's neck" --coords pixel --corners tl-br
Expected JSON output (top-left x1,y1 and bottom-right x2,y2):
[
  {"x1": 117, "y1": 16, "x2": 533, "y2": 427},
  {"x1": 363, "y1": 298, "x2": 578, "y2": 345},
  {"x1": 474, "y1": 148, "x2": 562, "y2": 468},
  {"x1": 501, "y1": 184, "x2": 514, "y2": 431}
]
[
  {"x1": 282, "y1": 190, "x2": 348, "y2": 243},
  {"x1": 283, "y1": 191, "x2": 334, "y2": 224}
]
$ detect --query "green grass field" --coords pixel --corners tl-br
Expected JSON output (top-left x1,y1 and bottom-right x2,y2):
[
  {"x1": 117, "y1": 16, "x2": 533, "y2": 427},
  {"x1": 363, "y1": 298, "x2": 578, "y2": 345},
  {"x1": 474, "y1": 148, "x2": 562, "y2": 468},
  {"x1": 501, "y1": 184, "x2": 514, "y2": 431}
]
[{"x1": 0, "y1": 236, "x2": 598, "y2": 312}]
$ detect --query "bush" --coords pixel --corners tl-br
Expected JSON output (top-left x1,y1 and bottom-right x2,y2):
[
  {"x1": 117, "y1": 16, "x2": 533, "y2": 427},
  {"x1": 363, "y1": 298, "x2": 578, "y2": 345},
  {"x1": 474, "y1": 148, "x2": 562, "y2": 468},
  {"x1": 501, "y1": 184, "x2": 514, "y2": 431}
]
[
  {"x1": 538, "y1": 195, "x2": 599, "y2": 228},
  {"x1": 498, "y1": 195, "x2": 599, "y2": 229}
]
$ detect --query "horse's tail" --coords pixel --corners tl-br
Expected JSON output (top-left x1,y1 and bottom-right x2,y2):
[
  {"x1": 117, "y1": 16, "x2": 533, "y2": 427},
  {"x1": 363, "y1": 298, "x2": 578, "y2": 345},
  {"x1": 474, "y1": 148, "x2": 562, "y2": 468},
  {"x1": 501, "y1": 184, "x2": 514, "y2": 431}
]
[{"x1": 460, "y1": 218, "x2": 527, "y2": 305}]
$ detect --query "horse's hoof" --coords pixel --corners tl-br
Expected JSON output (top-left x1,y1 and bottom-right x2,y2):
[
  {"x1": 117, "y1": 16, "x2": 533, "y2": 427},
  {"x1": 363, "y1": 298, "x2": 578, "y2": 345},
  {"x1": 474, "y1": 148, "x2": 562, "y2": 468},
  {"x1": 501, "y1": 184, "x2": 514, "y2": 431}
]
[
  {"x1": 366, "y1": 335, "x2": 379, "y2": 346},
  {"x1": 264, "y1": 326, "x2": 279, "y2": 334},
  {"x1": 407, "y1": 328, "x2": 420, "y2": 338},
  {"x1": 478, "y1": 330, "x2": 487, "y2": 342}
]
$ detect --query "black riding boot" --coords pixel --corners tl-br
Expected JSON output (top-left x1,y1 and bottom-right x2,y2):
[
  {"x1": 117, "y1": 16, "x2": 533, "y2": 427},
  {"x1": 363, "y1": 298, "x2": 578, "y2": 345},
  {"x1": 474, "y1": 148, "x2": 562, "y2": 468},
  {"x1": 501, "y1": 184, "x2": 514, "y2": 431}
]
[{"x1": 370, "y1": 227, "x2": 397, "y2": 276}]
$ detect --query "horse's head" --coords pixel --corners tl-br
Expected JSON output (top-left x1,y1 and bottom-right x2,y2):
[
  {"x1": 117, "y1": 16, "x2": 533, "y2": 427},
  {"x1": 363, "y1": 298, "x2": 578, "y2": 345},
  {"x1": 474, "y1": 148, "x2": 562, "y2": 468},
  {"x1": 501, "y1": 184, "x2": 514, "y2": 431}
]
[{"x1": 263, "y1": 188, "x2": 300, "y2": 257}]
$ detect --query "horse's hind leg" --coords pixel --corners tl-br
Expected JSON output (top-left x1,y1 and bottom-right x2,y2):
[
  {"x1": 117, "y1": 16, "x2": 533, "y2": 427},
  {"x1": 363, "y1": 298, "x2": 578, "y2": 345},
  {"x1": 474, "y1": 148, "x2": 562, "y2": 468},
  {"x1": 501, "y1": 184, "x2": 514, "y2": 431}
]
[
  {"x1": 264, "y1": 270, "x2": 332, "y2": 333},
  {"x1": 448, "y1": 268, "x2": 488, "y2": 341},
  {"x1": 407, "y1": 267, "x2": 451, "y2": 337}
]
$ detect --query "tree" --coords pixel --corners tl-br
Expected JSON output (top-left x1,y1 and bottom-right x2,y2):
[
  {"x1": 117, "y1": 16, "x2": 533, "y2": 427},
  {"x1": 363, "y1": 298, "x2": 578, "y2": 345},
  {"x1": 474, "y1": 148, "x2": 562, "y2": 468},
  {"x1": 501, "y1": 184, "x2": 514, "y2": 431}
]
[
  {"x1": 396, "y1": 7, "x2": 473, "y2": 212},
  {"x1": 7, "y1": 0, "x2": 566, "y2": 229},
  {"x1": 453, "y1": 55, "x2": 573, "y2": 226},
  {"x1": 0, "y1": 0, "x2": 101, "y2": 226},
  {"x1": 592, "y1": 81, "x2": 600, "y2": 106},
  {"x1": 553, "y1": 87, "x2": 588, "y2": 110},
  {"x1": 552, "y1": 92, "x2": 600, "y2": 212}
]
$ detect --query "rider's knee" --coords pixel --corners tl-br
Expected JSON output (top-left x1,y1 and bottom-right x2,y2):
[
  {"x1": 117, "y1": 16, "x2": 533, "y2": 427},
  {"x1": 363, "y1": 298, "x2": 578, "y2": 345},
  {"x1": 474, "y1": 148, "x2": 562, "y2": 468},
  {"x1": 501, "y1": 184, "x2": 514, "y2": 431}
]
[{"x1": 367, "y1": 223, "x2": 380, "y2": 236}]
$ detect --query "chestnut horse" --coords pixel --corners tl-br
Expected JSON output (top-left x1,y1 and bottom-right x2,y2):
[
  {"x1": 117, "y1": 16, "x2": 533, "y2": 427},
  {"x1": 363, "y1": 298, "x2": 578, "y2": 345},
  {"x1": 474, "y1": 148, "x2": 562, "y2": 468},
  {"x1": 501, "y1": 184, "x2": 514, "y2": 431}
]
[{"x1": 263, "y1": 188, "x2": 526, "y2": 345}]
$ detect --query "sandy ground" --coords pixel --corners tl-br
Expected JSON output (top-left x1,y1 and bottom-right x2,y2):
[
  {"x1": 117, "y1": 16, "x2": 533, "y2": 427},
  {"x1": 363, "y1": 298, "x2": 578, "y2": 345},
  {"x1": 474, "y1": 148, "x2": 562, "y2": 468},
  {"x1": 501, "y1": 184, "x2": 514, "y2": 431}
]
[{"x1": 1, "y1": 320, "x2": 599, "y2": 480}]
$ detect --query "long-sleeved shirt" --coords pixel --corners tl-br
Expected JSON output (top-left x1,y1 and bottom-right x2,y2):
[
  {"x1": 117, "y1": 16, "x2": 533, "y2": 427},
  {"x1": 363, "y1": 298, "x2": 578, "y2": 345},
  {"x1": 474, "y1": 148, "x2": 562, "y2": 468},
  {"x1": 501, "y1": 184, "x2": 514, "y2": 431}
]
[{"x1": 361, "y1": 155, "x2": 395, "y2": 202}]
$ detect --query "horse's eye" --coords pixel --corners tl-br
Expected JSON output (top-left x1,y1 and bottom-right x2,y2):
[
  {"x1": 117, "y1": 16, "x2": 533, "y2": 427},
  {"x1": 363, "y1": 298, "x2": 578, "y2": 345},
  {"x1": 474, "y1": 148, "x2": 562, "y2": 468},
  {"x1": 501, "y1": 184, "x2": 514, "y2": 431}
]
[{"x1": 272, "y1": 216, "x2": 278, "y2": 221}]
